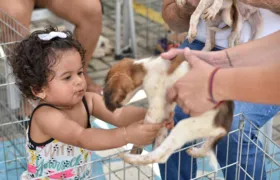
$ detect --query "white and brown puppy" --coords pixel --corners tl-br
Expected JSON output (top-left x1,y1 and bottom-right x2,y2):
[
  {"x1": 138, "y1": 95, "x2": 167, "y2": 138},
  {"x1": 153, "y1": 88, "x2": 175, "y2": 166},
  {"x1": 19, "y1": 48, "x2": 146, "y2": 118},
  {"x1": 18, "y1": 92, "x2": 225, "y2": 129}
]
[
  {"x1": 103, "y1": 56, "x2": 234, "y2": 169},
  {"x1": 176, "y1": 0, "x2": 262, "y2": 51},
  {"x1": 228, "y1": 1, "x2": 263, "y2": 48},
  {"x1": 176, "y1": 0, "x2": 234, "y2": 44}
]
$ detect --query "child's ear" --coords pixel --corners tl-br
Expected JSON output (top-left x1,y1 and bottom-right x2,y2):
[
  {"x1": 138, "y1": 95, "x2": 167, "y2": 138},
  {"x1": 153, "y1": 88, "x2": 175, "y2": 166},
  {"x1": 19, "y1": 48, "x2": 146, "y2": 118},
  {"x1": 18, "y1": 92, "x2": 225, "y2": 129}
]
[{"x1": 31, "y1": 87, "x2": 47, "y2": 99}]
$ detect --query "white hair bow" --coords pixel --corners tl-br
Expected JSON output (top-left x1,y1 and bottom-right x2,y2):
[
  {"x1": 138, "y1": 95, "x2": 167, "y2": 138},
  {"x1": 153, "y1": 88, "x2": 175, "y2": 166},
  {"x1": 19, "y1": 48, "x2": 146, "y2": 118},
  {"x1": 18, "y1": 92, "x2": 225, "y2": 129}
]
[{"x1": 38, "y1": 31, "x2": 67, "y2": 41}]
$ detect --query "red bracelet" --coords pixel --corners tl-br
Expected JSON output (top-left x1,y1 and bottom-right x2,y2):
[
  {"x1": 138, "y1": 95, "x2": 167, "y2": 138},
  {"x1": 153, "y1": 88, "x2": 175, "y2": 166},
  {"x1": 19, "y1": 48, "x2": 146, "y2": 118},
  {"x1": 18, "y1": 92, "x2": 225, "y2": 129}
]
[{"x1": 208, "y1": 67, "x2": 220, "y2": 104}]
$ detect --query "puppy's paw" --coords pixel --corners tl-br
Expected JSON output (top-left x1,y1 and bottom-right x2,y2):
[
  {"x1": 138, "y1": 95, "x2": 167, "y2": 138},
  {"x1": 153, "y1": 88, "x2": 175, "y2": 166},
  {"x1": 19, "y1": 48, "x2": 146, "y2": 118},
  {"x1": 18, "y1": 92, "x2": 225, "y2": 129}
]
[
  {"x1": 202, "y1": 7, "x2": 220, "y2": 20},
  {"x1": 120, "y1": 147, "x2": 171, "y2": 165},
  {"x1": 187, "y1": 31, "x2": 197, "y2": 43},
  {"x1": 187, "y1": 22, "x2": 198, "y2": 43},
  {"x1": 119, "y1": 152, "x2": 156, "y2": 165}
]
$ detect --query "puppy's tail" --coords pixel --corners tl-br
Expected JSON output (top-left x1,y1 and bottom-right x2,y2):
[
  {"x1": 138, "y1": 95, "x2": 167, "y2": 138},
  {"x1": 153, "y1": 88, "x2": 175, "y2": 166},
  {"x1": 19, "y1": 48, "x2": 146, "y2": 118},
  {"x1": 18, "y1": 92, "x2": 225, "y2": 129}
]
[{"x1": 208, "y1": 150, "x2": 219, "y2": 171}]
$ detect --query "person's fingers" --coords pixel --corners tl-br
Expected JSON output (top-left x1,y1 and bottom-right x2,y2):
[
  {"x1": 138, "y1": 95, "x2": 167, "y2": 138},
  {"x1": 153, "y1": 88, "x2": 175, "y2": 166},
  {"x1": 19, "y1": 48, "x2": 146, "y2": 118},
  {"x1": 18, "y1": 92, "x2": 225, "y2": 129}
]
[
  {"x1": 185, "y1": 54, "x2": 202, "y2": 67},
  {"x1": 137, "y1": 120, "x2": 144, "y2": 124},
  {"x1": 182, "y1": 108, "x2": 191, "y2": 115},
  {"x1": 190, "y1": 110, "x2": 201, "y2": 117},
  {"x1": 182, "y1": 105, "x2": 191, "y2": 115},
  {"x1": 161, "y1": 48, "x2": 185, "y2": 59},
  {"x1": 167, "y1": 86, "x2": 178, "y2": 103},
  {"x1": 144, "y1": 123, "x2": 163, "y2": 132},
  {"x1": 191, "y1": 50, "x2": 212, "y2": 60},
  {"x1": 169, "y1": 111, "x2": 174, "y2": 120},
  {"x1": 176, "y1": 98, "x2": 185, "y2": 108},
  {"x1": 165, "y1": 121, "x2": 174, "y2": 130}
]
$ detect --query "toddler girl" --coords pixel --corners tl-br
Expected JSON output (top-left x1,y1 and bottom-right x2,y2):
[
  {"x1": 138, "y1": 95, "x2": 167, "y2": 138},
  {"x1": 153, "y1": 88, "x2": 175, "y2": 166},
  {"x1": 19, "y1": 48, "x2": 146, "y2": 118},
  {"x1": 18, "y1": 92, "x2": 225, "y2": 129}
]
[{"x1": 10, "y1": 26, "x2": 170, "y2": 179}]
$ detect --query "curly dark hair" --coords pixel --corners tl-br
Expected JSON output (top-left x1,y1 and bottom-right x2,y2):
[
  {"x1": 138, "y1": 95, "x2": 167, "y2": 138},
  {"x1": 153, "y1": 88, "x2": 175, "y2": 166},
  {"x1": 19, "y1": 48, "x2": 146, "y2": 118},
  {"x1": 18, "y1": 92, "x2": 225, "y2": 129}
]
[{"x1": 9, "y1": 26, "x2": 86, "y2": 99}]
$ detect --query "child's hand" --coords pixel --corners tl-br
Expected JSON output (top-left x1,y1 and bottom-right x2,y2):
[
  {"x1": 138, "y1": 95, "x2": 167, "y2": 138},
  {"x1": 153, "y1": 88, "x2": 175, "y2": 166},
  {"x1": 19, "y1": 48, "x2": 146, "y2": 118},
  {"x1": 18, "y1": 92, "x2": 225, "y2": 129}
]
[{"x1": 126, "y1": 120, "x2": 163, "y2": 146}]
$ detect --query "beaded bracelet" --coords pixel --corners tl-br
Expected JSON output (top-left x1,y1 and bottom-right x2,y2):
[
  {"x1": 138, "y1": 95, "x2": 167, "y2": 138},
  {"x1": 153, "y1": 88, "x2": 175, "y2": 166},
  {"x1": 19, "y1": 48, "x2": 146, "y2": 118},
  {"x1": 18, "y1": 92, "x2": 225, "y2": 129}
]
[{"x1": 208, "y1": 67, "x2": 220, "y2": 104}]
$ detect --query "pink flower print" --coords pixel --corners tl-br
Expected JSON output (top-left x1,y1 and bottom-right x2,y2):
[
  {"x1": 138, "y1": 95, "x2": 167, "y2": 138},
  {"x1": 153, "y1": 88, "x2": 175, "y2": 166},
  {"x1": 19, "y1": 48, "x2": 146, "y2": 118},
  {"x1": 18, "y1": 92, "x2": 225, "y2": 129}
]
[
  {"x1": 48, "y1": 169, "x2": 75, "y2": 179},
  {"x1": 27, "y1": 164, "x2": 37, "y2": 174}
]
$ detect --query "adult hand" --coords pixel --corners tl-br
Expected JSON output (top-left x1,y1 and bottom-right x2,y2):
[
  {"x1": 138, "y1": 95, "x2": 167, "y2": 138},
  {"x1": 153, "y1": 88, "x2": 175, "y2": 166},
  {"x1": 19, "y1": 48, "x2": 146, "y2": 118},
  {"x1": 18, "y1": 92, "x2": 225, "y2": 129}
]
[
  {"x1": 162, "y1": 47, "x2": 231, "y2": 68},
  {"x1": 162, "y1": 48, "x2": 217, "y2": 116}
]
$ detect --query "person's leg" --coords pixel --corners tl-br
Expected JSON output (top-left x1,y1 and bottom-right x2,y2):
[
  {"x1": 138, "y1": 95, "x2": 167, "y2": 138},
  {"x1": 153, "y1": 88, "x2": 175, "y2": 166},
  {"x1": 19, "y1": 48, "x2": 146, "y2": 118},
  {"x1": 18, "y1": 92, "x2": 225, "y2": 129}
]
[
  {"x1": 36, "y1": 0, "x2": 103, "y2": 94},
  {"x1": 216, "y1": 102, "x2": 280, "y2": 180},
  {"x1": 0, "y1": 0, "x2": 35, "y2": 118},
  {"x1": 0, "y1": 0, "x2": 34, "y2": 36}
]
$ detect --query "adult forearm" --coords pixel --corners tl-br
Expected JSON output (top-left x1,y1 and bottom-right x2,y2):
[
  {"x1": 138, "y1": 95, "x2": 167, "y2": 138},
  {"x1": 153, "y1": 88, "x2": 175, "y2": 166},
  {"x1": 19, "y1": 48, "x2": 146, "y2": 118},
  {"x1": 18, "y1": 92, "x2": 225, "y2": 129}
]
[
  {"x1": 214, "y1": 63, "x2": 280, "y2": 104},
  {"x1": 240, "y1": 0, "x2": 280, "y2": 14},
  {"x1": 225, "y1": 31, "x2": 280, "y2": 67},
  {"x1": 162, "y1": 0, "x2": 193, "y2": 33}
]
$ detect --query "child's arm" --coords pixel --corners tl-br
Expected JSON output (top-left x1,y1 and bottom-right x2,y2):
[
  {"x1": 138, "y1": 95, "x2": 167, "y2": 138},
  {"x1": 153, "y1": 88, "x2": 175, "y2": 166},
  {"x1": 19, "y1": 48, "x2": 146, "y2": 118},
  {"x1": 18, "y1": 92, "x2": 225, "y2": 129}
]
[
  {"x1": 34, "y1": 106, "x2": 162, "y2": 150},
  {"x1": 86, "y1": 93, "x2": 147, "y2": 127}
]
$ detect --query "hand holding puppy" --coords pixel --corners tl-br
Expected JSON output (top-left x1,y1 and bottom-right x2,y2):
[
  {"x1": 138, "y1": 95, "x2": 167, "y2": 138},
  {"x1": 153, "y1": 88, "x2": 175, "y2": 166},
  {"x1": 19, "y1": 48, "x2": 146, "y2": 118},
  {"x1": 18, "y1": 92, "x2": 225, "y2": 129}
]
[
  {"x1": 163, "y1": 48, "x2": 217, "y2": 116},
  {"x1": 124, "y1": 112, "x2": 174, "y2": 147}
]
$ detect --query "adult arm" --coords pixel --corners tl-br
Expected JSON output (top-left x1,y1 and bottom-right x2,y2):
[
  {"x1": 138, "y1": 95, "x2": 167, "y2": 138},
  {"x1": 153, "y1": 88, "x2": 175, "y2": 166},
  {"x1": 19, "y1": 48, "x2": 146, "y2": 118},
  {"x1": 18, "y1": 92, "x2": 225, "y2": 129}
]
[
  {"x1": 187, "y1": 31, "x2": 280, "y2": 68},
  {"x1": 162, "y1": 0, "x2": 197, "y2": 33},
  {"x1": 165, "y1": 49, "x2": 280, "y2": 115},
  {"x1": 214, "y1": 63, "x2": 280, "y2": 104},
  {"x1": 240, "y1": 0, "x2": 280, "y2": 14}
]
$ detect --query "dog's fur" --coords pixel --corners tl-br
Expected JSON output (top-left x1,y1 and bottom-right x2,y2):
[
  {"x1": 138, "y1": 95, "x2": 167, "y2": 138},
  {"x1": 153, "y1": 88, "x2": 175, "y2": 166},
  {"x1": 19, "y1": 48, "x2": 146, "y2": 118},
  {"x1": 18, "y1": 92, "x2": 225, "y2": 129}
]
[
  {"x1": 93, "y1": 35, "x2": 114, "y2": 58},
  {"x1": 103, "y1": 56, "x2": 234, "y2": 169},
  {"x1": 175, "y1": 0, "x2": 263, "y2": 51}
]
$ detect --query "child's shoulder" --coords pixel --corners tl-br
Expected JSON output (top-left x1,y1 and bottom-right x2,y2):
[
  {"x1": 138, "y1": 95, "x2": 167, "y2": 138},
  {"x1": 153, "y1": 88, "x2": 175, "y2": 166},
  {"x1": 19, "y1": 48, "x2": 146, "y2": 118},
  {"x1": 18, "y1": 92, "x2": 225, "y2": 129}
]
[
  {"x1": 84, "y1": 92, "x2": 105, "y2": 115},
  {"x1": 30, "y1": 104, "x2": 66, "y2": 135},
  {"x1": 32, "y1": 104, "x2": 64, "y2": 122}
]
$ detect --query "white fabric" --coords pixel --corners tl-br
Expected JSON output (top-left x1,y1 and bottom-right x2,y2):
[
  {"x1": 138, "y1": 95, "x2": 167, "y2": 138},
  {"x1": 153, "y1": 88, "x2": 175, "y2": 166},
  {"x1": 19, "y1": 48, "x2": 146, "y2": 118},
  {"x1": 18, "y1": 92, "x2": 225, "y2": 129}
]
[{"x1": 194, "y1": 9, "x2": 280, "y2": 48}]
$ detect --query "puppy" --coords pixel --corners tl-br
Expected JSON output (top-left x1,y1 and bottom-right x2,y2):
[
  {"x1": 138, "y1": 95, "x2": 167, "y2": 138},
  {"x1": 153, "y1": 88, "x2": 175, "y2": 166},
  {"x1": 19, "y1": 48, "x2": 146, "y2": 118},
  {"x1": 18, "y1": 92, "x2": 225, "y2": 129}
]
[
  {"x1": 103, "y1": 55, "x2": 234, "y2": 169},
  {"x1": 93, "y1": 35, "x2": 114, "y2": 58},
  {"x1": 228, "y1": 1, "x2": 263, "y2": 48},
  {"x1": 176, "y1": 0, "x2": 234, "y2": 43},
  {"x1": 176, "y1": 0, "x2": 262, "y2": 51}
]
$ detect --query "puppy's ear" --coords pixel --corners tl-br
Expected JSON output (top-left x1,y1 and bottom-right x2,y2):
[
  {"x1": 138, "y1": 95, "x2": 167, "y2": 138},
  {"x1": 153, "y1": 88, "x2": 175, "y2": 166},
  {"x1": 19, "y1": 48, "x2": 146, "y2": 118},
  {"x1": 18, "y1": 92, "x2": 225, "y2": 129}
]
[
  {"x1": 103, "y1": 73, "x2": 134, "y2": 111},
  {"x1": 130, "y1": 63, "x2": 146, "y2": 87}
]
